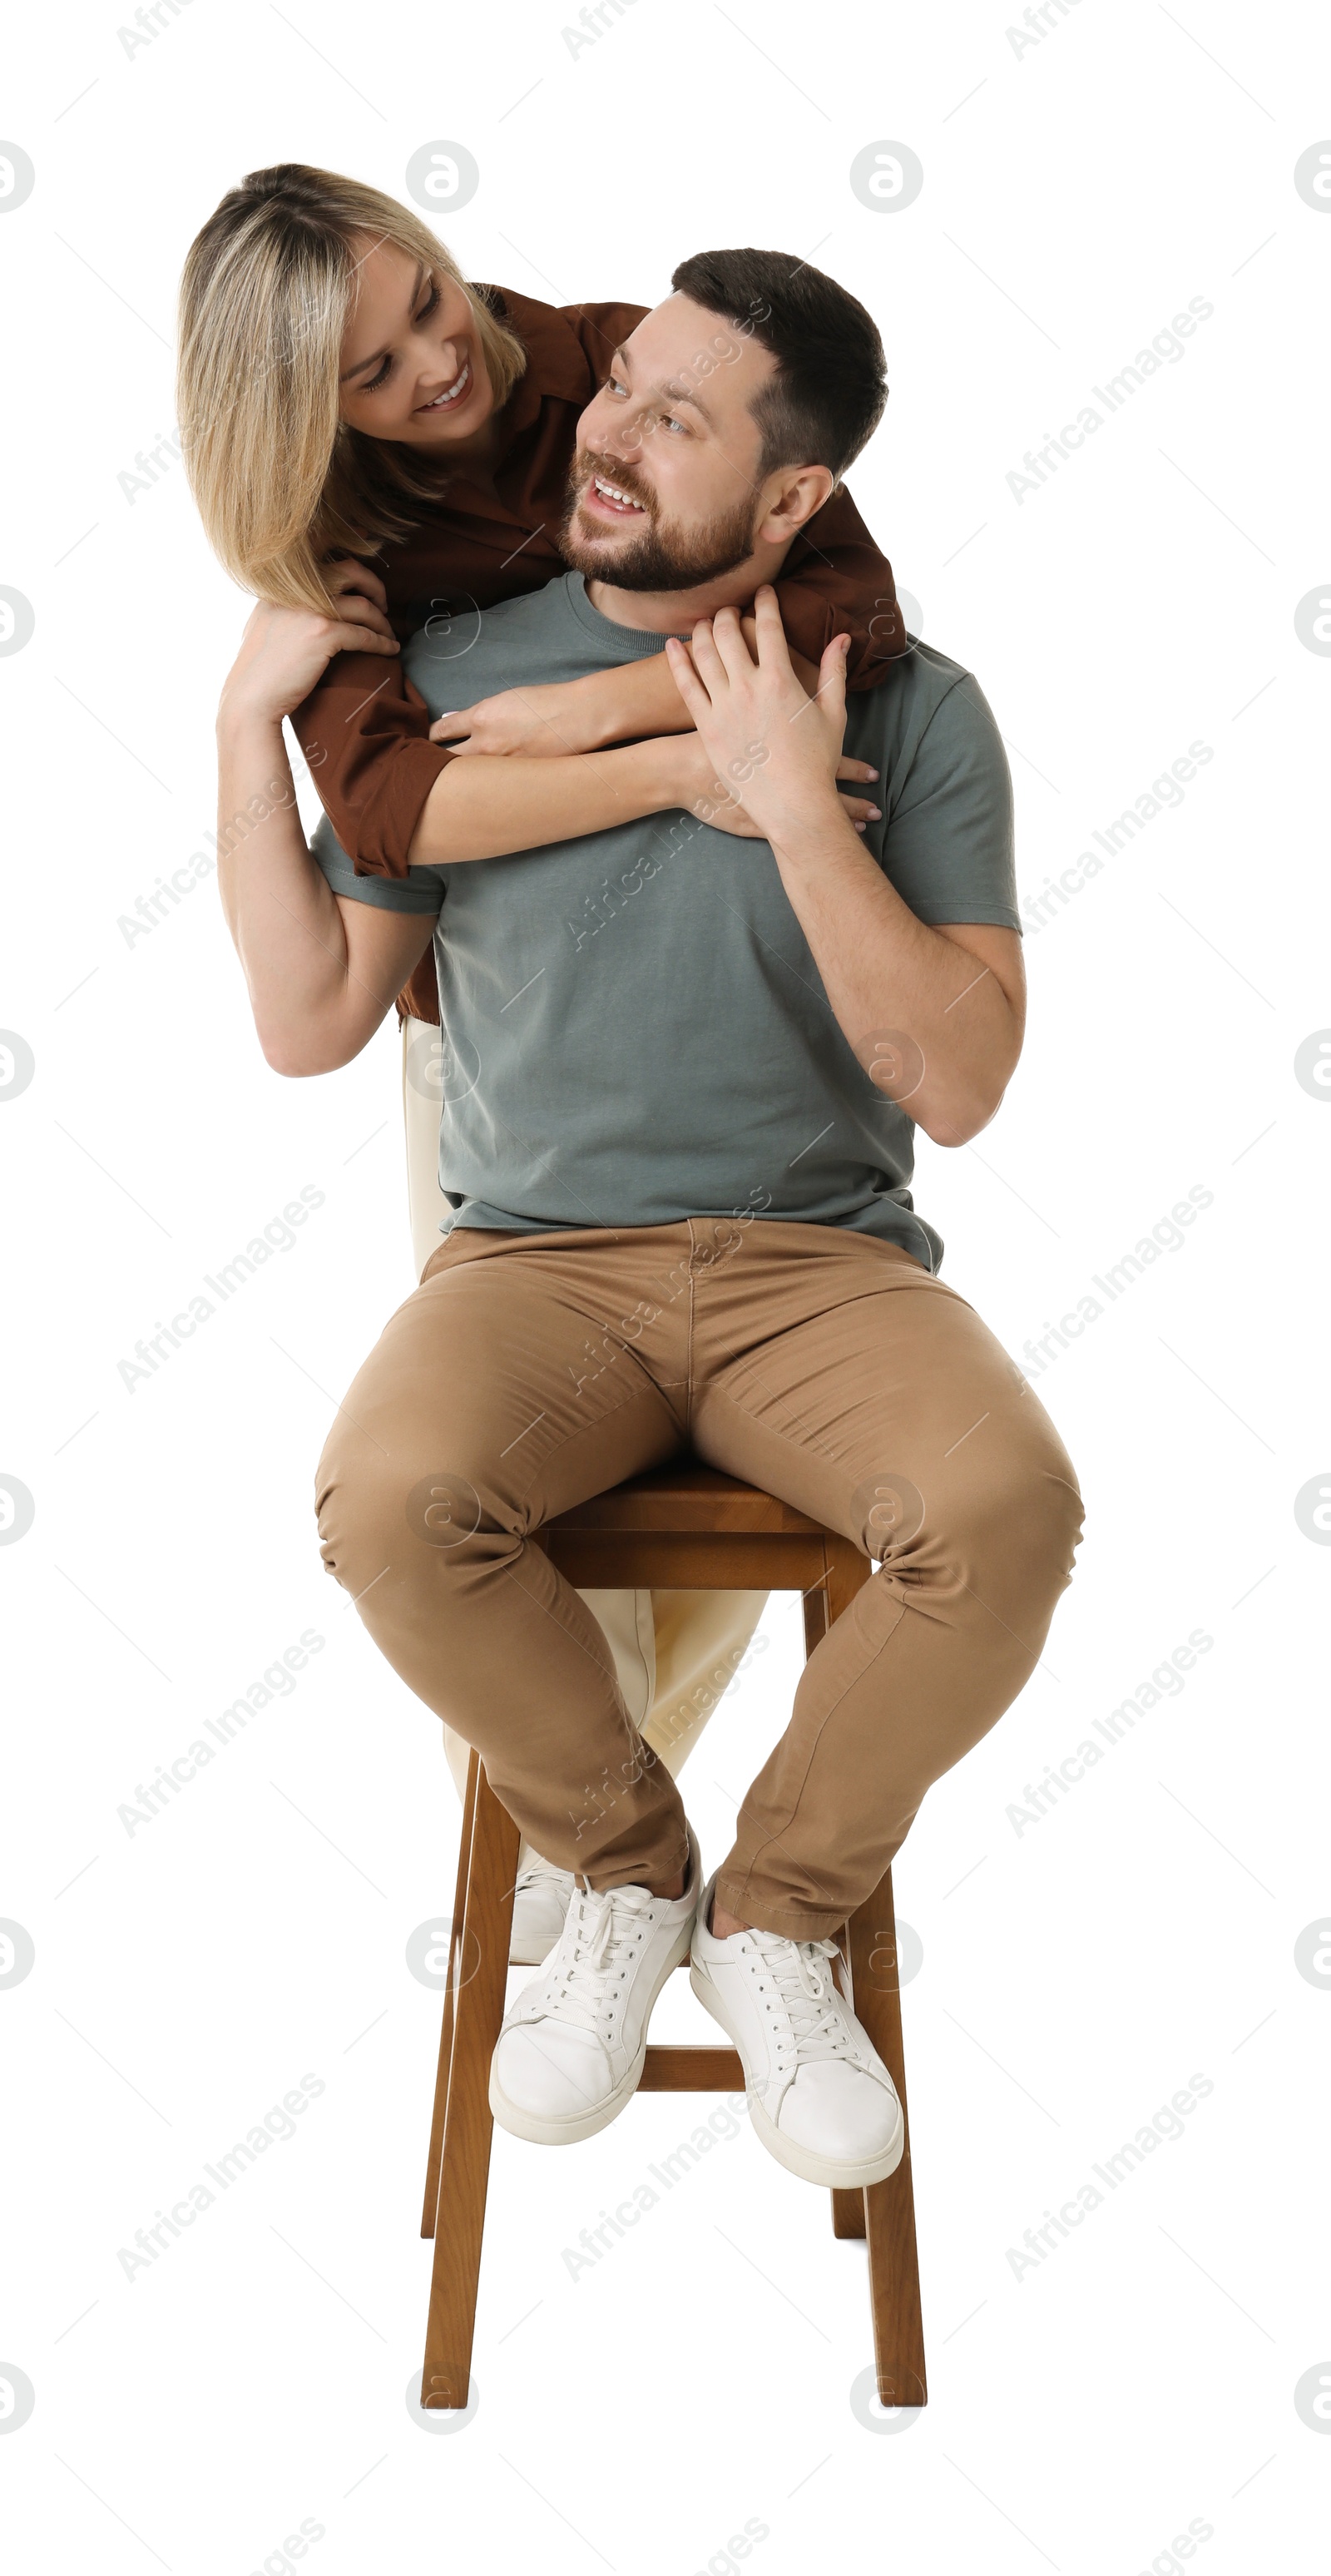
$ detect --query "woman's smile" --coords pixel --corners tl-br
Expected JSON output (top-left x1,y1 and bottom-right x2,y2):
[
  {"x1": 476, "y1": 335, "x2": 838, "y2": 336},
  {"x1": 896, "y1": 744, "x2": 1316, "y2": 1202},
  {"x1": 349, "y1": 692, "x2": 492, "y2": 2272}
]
[{"x1": 415, "y1": 354, "x2": 473, "y2": 416}]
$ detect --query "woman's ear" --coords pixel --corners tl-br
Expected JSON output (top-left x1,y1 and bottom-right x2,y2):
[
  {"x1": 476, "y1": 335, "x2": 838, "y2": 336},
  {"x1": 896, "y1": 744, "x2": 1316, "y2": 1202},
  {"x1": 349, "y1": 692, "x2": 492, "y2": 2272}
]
[{"x1": 756, "y1": 463, "x2": 837, "y2": 543}]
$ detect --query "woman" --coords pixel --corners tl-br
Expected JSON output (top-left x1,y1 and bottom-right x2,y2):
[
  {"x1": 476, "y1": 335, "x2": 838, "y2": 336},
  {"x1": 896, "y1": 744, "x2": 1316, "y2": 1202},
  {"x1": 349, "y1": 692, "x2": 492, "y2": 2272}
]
[{"x1": 178, "y1": 163, "x2": 904, "y2": 1959}]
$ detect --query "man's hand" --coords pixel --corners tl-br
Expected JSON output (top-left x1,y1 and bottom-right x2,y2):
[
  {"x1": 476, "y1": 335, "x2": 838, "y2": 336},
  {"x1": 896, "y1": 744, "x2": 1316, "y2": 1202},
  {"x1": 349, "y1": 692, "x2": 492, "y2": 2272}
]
[
  {"x1": 665, "y1": 587, "x2": 855, "y2": 851},
  {"x1": 218, "y1": 568, "x2": 399, "y2": 731},
  {"x1": 673, "y1": 731, "x2": 880, "y2": 839},
  {"x1": 666, "y1": 587, "x2": 1026, "y2": 1148}
]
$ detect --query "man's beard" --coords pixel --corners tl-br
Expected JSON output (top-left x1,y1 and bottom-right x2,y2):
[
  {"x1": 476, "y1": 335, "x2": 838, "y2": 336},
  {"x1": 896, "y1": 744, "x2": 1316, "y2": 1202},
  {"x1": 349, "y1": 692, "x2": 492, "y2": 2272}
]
[{"x1": 559, "y1": 453, "x2": 760, "y2": 592}]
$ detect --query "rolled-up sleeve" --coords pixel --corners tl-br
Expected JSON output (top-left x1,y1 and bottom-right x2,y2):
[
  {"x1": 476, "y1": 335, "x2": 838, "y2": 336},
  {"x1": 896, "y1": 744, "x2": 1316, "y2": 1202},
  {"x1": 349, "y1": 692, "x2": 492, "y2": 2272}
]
[
  {"x1": 310, "y1": 812, "x2": 445, "y2": 914},
  {"x1": 291, "y1": 655, "x2": 454, "y2": 883}
]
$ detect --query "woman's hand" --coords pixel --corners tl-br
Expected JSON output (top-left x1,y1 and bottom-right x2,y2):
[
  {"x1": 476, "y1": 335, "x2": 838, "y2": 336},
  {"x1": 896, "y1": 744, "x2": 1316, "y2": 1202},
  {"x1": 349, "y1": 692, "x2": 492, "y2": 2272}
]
[
  {"x1": 321, "y1": 557, "x2": 394, "y2": 622},
  {"x1": 666, "y1": 588, "x2": 863, "y2": 850},
  {"x1": 428, "y1": 627, "x2": 835, "y2": 767},
  {"x1": 674, "y1": 728, "x2": 879, "y2": 840},
  {"x1": 429, "y1": 676, "x2": 601, "y2": 758},
  {"x1": 218, "y1": 569, "x2": 399, "y2": 730}
]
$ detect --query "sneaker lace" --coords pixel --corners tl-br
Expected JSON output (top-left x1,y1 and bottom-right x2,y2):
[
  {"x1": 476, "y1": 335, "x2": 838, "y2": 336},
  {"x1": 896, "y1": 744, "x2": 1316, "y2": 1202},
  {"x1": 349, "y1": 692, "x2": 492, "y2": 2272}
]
[
  {"x1": 746, "y1": 1932, "x2": 854, "y2": 2069},
  {"x1": 539, "y1": 1883, "x2": 659, "y2": 2037}
]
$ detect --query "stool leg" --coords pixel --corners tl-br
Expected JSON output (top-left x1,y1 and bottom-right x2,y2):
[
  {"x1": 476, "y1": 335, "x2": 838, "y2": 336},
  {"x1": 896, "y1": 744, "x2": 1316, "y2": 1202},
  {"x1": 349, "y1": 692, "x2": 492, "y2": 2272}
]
[
  {"x1": 421, "y1": 1751, "x2": 479, "y2": 2237},
  {"x1": 846, "y1": 1867, "x2": 927, "y2": 2407},
  {"x1": 420, "y1": 1760, "x2": 520, "y2": 2410},
  {"x1": 829, "y1": 1934, "x2": 868, "y2": 2240},
  {"x1": 811, "y1": 1543, "x2": 926, "y2": 2402},
  {"x1": 803, "y1": 1559, "x2": 872, "y2": 2252}
]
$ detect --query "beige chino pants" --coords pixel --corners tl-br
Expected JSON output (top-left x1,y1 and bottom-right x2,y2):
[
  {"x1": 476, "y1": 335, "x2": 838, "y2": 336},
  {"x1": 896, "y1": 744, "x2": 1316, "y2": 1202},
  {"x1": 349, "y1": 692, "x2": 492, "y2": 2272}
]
[{"x1": 316, "y1": 1216, "x2": 1083, "y2": 1939}]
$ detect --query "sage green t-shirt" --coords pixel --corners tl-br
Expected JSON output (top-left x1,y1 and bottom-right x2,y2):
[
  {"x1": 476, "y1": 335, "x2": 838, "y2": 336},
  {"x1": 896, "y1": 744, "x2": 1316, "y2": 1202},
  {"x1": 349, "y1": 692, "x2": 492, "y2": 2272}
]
[{"x1": 312, "y1": 572, "x2": 1018, "y2": 1272}]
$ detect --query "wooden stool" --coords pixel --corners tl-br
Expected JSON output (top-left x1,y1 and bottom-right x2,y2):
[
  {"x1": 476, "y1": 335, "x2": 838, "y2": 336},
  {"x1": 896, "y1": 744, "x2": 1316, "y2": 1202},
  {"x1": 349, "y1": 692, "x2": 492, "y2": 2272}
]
[{"x1": 418, "y1": 1459, "x2": 927, "y2": 2411}]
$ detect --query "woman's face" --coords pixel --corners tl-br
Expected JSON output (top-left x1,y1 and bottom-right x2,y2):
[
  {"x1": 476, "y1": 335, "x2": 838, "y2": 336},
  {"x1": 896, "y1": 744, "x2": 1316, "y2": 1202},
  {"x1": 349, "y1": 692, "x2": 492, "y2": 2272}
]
[{"x1": 338, "y1": 237, "x2": 493, "y2": 448}]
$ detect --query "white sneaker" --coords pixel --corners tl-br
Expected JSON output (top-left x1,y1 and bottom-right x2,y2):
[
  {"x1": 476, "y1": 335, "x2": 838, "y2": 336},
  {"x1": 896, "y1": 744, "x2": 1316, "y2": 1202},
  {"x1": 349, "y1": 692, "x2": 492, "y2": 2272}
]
[
  {"x1": 509, "y1": 1855, "x2": 575, "y2": 1965},
  {"x1": 690, "y1": 1871, "x2": 904, "y2": 2189},
  {"x1": 489, "y1": 1826, "x2": 702, "y2": 2146}
]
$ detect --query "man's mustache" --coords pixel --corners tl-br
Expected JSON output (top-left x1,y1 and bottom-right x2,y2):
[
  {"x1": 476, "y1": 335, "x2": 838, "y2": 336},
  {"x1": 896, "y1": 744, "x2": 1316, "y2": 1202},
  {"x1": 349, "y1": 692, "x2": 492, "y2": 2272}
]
[{"x1": 570, "y1": 451, "x2": 657, "y2": 518}]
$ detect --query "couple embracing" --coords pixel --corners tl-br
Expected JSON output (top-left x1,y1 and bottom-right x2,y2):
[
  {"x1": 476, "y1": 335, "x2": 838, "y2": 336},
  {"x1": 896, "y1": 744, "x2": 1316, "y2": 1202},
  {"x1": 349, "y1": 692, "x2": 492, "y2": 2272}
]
[{"x1": 179, "y1": 164, "x2": 1081, "y2": 2191}]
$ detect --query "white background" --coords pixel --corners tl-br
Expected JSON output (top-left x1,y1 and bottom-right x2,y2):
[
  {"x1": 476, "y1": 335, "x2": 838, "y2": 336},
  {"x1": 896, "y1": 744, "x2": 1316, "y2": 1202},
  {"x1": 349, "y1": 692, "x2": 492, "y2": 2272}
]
[{"x1": 2, "y1": 1, "x2": 1329, "y2": 2569}]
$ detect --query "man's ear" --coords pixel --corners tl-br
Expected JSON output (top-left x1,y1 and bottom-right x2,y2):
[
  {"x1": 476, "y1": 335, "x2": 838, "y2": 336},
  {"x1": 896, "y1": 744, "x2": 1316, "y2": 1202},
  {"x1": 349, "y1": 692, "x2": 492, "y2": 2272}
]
[{"x1": 755, "y1": 463, "x2": 837, "y2": 543}]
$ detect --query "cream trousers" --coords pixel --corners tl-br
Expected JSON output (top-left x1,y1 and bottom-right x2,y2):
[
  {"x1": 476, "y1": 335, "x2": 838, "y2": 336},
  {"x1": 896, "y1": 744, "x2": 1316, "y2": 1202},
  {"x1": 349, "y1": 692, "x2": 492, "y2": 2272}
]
[{"x1": 403, "y1": 1020, "x2": 765, "y2": 1855}]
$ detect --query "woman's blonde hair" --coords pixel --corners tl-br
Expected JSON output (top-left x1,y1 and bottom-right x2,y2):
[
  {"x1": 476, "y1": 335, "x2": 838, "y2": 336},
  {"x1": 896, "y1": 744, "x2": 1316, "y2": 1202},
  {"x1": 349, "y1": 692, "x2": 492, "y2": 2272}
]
[{"x1": 176, "y1": 163, "x2": 527, "y2": 612}]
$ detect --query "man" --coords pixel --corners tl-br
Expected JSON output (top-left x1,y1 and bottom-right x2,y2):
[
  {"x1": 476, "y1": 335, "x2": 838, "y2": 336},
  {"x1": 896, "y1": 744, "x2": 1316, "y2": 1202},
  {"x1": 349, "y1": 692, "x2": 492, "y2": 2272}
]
[{"x1": 229, "y1": 250, "x2": 1082, "y2": 2193}]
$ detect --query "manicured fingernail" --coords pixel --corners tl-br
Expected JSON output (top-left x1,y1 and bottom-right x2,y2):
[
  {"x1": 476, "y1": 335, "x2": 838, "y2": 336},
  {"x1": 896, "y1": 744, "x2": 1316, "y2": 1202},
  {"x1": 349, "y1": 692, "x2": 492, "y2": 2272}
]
[{"x1": 866, "y1": 805, "x2": 881, "y2": 819}]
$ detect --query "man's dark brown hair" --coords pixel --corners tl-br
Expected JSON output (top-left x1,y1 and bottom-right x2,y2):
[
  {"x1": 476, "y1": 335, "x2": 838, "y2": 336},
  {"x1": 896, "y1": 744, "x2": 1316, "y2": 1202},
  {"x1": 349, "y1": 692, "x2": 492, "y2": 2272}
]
[{"x1": 670, "y1": 247, "x2": 888, "y2": 484}]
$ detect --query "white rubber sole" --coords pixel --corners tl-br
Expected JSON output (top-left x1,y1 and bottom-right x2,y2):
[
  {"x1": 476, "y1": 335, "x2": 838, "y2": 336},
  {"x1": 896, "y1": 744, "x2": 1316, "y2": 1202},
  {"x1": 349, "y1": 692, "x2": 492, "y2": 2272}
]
[
  {"x1": 489, "y1": 1912, "x2": 695, "y2": 2146},
  {"x1": 689, "y1": 1963, "x2": 905, "y2": 2190}
]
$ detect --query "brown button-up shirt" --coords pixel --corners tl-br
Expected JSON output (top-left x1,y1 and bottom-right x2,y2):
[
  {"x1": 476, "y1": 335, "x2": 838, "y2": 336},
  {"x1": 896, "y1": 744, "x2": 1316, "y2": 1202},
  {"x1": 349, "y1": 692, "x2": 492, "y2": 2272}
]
[{"x1": 290, "y1": 285, "x2": 906, "y2": 1024}]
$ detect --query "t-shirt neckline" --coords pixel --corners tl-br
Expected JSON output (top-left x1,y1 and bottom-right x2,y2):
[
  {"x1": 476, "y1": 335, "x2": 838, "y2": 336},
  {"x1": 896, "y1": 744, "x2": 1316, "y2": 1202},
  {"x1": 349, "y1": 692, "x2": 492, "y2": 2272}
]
[{"x1": 559, "y1": 570, "x2": 698, "y2": 659}]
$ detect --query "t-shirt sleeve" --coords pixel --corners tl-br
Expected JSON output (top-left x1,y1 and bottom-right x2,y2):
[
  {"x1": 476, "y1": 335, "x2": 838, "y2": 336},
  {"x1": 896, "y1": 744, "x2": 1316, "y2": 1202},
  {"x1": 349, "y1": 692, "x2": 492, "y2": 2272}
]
[
  {"x1": 880, "y1": 673, "x2": 1021, "y2": 932},
  {"x1": 309, "y1": 811, "x2": 444, "y2": 915}
]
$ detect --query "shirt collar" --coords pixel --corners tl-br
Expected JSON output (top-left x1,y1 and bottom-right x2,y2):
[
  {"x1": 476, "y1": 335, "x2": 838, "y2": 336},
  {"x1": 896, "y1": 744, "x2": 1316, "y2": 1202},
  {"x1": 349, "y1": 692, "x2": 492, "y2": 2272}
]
[{"x1": 478, "y1": 284, "x2": 595, "y2": 444}]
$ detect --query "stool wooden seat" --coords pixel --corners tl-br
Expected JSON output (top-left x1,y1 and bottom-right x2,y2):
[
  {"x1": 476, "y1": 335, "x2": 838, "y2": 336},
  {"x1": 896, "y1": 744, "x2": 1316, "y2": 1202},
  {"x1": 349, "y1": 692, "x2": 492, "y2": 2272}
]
[{"x1": 418, "y1": 1459, "x2": 927, "y2": 2411}]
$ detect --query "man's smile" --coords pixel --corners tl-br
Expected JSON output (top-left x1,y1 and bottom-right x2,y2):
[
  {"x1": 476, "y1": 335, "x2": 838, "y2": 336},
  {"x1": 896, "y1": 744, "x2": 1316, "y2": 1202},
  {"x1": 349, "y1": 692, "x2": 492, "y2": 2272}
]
[{"x1": 581, "y1": 471, "x2": 650, "y2": 519}]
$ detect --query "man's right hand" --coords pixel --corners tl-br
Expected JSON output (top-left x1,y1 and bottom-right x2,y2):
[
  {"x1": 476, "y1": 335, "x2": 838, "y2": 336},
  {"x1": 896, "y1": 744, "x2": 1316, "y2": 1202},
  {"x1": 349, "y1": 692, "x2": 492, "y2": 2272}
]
[{"x1": 217, "y1": 565, "x2": 400, "y2": 731}]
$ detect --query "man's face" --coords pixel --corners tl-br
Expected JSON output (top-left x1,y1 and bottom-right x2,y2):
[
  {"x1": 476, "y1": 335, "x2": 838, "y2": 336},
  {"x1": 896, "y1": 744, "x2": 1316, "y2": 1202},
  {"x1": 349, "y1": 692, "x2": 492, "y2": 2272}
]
[{"x1": 561, "y1": 294, "x2": 779, "y2": 590}]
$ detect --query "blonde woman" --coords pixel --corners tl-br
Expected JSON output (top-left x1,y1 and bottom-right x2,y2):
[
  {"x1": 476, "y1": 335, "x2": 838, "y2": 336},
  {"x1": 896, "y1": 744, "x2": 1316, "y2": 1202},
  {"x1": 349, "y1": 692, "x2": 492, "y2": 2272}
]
[{"x1": 181, "y1": 164, "x2": 904, "y2": 1959}]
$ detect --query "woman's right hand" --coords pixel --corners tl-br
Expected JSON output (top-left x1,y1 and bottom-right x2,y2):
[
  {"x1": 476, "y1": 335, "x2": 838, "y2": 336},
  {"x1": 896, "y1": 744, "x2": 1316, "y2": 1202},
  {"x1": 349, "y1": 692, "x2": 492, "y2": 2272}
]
[
  {"x1": 674, "y1": 732, "x2": 881, "y2": 838},
  {"x1": 217, "y1": 566, "x2": 399, "y2": 729}
]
